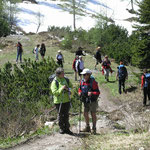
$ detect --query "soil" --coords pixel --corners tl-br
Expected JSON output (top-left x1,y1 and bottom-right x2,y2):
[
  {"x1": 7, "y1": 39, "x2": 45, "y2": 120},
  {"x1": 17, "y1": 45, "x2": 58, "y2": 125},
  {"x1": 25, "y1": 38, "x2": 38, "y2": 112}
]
[{"x1": 8, "y1": 85, "x2": 120, "y2": 150}]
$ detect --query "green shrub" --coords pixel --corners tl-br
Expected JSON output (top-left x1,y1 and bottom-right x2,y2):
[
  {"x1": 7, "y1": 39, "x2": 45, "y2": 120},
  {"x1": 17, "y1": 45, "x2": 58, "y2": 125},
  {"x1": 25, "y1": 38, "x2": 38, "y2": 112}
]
[
  {"x1": 0, "y1": 58, "x2": 57, "y2": 138},
  {"x1": 60, "y1": 34, "x2": 73, "y2": 49}
]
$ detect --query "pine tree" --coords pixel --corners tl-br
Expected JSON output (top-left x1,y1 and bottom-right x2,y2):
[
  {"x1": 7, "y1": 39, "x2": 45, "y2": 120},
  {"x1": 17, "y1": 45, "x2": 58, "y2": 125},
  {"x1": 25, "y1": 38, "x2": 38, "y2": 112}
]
[{"x1": 131, "y1": 0, "x2": 150, "y2": 68}]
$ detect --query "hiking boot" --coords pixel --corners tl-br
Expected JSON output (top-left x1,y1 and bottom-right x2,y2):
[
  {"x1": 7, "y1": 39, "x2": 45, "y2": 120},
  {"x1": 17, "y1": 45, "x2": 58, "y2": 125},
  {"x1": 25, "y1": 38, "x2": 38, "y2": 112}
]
[
  {"x1": 65, "y1": 129, "x2": 73, "y2": 135},
  {"x1": 91, "y1": 128, "x2": 96, "y2": 135},
  {"x1": 59, "y1": 129, "x2": 65, "y2": 134},
  {"x1": 81, "y1": 126, "x2": 91, "y2": 132}
]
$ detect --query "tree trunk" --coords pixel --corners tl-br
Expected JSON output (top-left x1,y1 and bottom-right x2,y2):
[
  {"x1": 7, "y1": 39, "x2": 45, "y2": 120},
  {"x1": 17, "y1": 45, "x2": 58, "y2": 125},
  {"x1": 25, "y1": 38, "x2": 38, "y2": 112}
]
[
  {"x1": 73, "y1": 0, "x2": 76, "y2": 31},
  {"x1": 131, "y1": 0, "x2": 134, "y2": 10},
  {"x1": 36, "y1": 23, "x2": 41, "y2": 33}
]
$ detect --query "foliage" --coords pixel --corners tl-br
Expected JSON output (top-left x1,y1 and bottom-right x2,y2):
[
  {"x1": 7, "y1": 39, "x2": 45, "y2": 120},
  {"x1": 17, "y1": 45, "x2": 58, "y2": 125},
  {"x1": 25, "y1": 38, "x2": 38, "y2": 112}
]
[
  {"x1": 60, "y1": 34, "x2": 73, "y2": 49},
  {"x1": 47, "y1": 26, "x2": 71, "y2": 38},
  {"x1": 0, "y1": 58, "x2": 57, "y2": 138},
  {"x1": 131, "y1": 0, "x2": 150, "y2": 68},
  {"x1": 58, "y1": 0, "x2": 88, "y2": 30}
]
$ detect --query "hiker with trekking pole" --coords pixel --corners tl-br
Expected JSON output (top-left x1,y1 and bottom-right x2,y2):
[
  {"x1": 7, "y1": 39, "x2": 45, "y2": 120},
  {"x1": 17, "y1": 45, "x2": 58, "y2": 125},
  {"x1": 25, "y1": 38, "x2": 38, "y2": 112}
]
[
  {"x1": 50, "y1": 68, "x2": 73, "y2": 135},
  {"x1": 78, "y1": 68, "x2": 100, "y2": 134}
]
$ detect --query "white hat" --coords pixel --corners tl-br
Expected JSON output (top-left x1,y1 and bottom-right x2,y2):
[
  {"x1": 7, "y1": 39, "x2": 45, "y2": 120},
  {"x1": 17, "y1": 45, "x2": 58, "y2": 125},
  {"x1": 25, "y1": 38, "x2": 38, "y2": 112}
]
[
  {"x1": 58, "y1": 50, "x2": 61, "y2": 53},
  {"x1": 79, "y1": 56, "x2": 82, "y2": 58},
  {"x1": 80, "y1": 68, "x2": 92, "y2": 74}
]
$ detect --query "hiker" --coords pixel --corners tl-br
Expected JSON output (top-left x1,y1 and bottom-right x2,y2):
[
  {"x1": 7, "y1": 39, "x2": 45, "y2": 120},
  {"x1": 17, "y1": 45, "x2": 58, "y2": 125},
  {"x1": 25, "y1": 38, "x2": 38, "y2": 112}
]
[
  {"x1": 56, "y1": 50, "x2": 64, "y2": 68},
  {"x1": 50, "y1": 67, "x2": 73, "y2": 134},
  {"x1": 76, "y1": 56, "x2": 84, "y2": 81},
  {"x1": 34, "y1": 44, "x2": 40, "y2": 61},
  {"x1": 141, "y1": 69, "x2": 150, "y2": 106},
  {"x1": 94, "y1": 46, "x2": 102, "y2": 70},
  {"x1": 16, "y1": 42, "x2": 23, "y2": 63},
  {"x1": 78, "y1": 68, "x2": 100, "y2": 134},
  {"x1": 72, "y1": 55, "x2": 79, "y2": 81},
  {"x1": 75, "y1": 47, "x2": 86, "y2": 56},
  {"x1": 116, "y1": 61, "x2": 128, "y2": 94},
  {"x1": 39, "y1": 43, "x2": 46, "y2": 59},
  {"x1": 101, "y1": 55, "x2": 112, "y2": 81}
]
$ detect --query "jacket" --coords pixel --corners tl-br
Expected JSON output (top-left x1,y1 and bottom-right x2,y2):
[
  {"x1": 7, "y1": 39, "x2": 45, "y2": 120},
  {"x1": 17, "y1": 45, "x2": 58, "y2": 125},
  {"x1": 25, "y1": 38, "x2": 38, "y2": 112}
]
[
  {"x1": 141, "y1": 73, "x2": 150, "y2": 88},
  {"x1": 76, "y1": 60, "x2": 84, "y2": 71},
  {"x1": 51, "y1": 77, "x2": 73, "y2": 104},
  {"x1": 78, "y1": 78, "x2": 100, "y2": 101}
]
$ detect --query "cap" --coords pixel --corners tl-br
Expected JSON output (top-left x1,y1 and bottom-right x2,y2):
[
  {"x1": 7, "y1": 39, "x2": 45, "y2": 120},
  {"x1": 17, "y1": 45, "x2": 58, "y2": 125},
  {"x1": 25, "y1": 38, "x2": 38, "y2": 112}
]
[
  {"x1": 58, "y1": 50, "x2": 61, "y2": 53},
  {"x1": 105, "y1": 55, "x2": 108, "y2": 58},
  {"x1": 96, "y1": 46, "x2": 100, "y2": 50},
  {"x1": 80, "y1": 68, "x2": 92, "y2": 75},
  {"x1": 79, "y1": 56, "x2": 82, "y2": 58}
]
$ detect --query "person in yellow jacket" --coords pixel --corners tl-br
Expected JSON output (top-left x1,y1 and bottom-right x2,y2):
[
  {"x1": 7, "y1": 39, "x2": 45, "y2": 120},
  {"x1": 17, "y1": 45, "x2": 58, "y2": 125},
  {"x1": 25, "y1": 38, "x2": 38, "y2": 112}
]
[{"x1": 51, "y1": 67, "x2": 73, "y2": 135}]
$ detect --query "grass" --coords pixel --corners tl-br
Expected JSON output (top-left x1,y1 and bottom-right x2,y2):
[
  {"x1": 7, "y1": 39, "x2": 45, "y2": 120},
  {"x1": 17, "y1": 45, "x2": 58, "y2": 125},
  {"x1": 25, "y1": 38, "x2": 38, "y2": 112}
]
[
  {"x1": 0, "y1": 33, "x2": 149, "y2": 149},
  {"x1": 81, "y1": 132, "x2": 150, "y2": 150}
]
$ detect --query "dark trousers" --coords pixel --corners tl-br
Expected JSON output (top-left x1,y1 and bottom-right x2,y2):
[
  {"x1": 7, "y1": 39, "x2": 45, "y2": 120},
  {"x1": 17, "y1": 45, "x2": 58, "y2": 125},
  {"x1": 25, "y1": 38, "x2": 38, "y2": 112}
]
[
  {"x1": 16, "y1": 52, "x2": 22, "y2": 62},
  {"x1": 57, "y1": 60, "x2": 63, "y2": 68},
  {"x1": 55, "y1": 102, "x2": 70, "y2": 131},
  {"x1": 143, "y1": 87, "x2": 150, "y2": 105},
  {"x1": 119, "y1": 78, "x2": 125, "y2": 94}
]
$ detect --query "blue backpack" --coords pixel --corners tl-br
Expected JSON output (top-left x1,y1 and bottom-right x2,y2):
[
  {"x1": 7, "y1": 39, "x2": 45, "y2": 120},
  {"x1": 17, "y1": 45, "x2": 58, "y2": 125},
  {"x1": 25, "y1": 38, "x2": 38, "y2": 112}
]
[
  {"x1": 118, "y1": 65, "x2": 127, "y2": 80},
  {"x1": 144, "y1": 73, "x2": 150, "y2": 88},
  {"x1": 80, "y1": 76, "x2": 99, "y2": 103}
]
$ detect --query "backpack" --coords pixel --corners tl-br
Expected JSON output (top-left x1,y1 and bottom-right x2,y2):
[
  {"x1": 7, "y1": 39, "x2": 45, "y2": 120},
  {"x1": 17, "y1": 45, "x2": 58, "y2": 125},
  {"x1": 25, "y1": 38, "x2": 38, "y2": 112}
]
[
  {"x1": 77, "y1": 61, "x2": 80, "y2": 70},
  {"x1": 72, "y1": 59, "x2": 76, "y2": 69},
  {"x1": 49, "y1": 74, "x2": 70, "y2": 100},
  {"x1": 32, "y1": 48, "x2": 35, "y2": 54},
  {"x1": 49, "y1": 74, "x2": 69, "y2": 88},
  {"x1": 118, "y1": 65, "x2": 127, "y2": 80},
  {"x1": 144, "y1": 73, "x2": 150, "y2": 89},
  {"x1": 80, "y1": 77, "x2": 99, "y2": 103},
  {"x1": 102, "y1": 61, "x2": 110, "y2": 68}
]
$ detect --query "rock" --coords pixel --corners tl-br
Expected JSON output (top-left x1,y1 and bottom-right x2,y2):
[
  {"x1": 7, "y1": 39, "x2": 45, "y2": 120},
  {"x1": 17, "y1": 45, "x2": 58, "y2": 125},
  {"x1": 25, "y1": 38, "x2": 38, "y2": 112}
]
[
  {"x1": 44, "y1": 121, "x2": 55, "y2": 129},
  {"x1": 139, "y1": 147, "x2": 144, "y2": 150}
]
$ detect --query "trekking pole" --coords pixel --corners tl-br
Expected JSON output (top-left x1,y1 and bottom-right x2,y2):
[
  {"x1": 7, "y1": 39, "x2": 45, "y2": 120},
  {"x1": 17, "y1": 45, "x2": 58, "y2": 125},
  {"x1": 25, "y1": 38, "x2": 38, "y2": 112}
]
[
  {"x1": 58, "y1": 91, "x2": 64, "y2": 114},
  {"x1": 79, "y1": 96, "x2": 82, "y2": 133}
]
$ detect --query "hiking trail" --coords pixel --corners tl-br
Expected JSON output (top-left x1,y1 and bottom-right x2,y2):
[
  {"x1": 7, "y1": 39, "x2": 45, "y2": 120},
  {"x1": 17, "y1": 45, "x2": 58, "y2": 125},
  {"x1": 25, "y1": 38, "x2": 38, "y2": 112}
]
[{"x1": 9, "y1": 84, "x2": 119, "y2": 150}]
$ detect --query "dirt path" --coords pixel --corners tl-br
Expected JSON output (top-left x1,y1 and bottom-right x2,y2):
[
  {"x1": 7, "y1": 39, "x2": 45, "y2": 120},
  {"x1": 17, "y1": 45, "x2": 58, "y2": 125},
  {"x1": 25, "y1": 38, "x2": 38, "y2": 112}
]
[{"x1": 9, "y1": 85, "x2": 119, "y2": 150}]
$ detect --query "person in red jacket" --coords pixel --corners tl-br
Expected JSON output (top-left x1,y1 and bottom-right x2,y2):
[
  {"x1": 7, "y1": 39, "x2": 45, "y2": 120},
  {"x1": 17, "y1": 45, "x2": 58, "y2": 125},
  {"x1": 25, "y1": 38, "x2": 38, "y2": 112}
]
[
  {"x1": 101, "y1": 55, "x2": 112, "y2": 81},
  {"x1": 78, "y1": 68, "x2": 100, "y2": 134},
  {"x1": 72, "y1": 55, "x2": 79, "y2": 81},
  {"x1": 141, "y1": 69, "x2": 150, "y2": 106}
]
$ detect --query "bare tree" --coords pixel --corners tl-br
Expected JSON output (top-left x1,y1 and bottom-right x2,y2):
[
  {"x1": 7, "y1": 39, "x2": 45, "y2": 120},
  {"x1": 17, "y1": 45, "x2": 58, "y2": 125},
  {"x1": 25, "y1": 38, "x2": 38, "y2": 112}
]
[
  {"x1": 3, "y1": 0, "x2": 18, "y2": 31},
  {"x1": 58, "y1": 0, "x2": 88, "y2": 31},
  {"x1": 35, "y1": 10, "x2": 44, "y2": 33}
]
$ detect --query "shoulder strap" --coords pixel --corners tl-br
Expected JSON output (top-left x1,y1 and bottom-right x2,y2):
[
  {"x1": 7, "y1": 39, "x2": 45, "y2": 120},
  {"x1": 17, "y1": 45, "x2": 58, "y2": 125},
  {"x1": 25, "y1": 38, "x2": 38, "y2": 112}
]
[
  {"x1": 90, "y1": 78, "x2": 94, "y2": 90},
  {"x1": 64, "y1": 77, "x2": 69, "y2": 86},
  {"x1": 54, "y1": 77, "x2": 59, "y2": 89}
]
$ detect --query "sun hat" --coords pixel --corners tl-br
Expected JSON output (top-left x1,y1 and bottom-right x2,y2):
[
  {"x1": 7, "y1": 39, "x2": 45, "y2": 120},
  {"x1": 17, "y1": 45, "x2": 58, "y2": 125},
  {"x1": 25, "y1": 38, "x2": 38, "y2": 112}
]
[
  {"x1": 80, "y1": 68, "x2": 92, "y2": 74},
  {"x1": 96, "y1": 46, "x2": 100, "y2": 50}
]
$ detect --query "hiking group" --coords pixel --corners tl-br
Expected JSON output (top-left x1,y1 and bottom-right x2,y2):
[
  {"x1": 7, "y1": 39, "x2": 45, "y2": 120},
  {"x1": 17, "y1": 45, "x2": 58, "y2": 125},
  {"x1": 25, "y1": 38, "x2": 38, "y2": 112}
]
[
  {"x1": 15, "y1": 42, "x2": 150, "y2": 135},
  {"x1": 50, "y1": 67, "x2": 100, "y2": 135}
]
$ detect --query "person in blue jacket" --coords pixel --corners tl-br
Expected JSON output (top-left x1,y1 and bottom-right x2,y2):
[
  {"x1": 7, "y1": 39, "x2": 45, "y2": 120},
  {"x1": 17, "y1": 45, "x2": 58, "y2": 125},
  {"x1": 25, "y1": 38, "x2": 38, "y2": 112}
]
[{"x1": 116, "y1": 61, "x2": 128, "y2": 94}]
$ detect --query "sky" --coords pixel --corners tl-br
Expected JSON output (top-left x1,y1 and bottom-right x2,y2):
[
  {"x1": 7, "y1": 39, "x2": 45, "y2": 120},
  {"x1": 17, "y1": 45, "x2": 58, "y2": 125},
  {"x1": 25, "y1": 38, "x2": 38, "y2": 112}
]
[{"x1": 16, "y1": 0, "x2": 139, "y2": 35}]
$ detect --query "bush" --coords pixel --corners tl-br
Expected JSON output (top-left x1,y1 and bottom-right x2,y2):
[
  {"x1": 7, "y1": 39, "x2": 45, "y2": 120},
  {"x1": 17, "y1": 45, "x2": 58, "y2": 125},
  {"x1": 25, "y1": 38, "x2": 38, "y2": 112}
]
[
  {"x1": 60, "y1": 34, "x2": 73, "y2": 49},
  {"x1": 0, "y1": 58, "x2": 57, "y2": 138}
]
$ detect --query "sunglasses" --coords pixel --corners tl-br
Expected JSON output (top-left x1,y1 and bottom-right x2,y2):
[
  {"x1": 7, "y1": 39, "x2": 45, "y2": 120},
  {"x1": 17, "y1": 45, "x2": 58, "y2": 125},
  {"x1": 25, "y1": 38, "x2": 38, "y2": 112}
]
[{"x1": 83, "y1": 74, "x2": 88, "y2": 76}]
